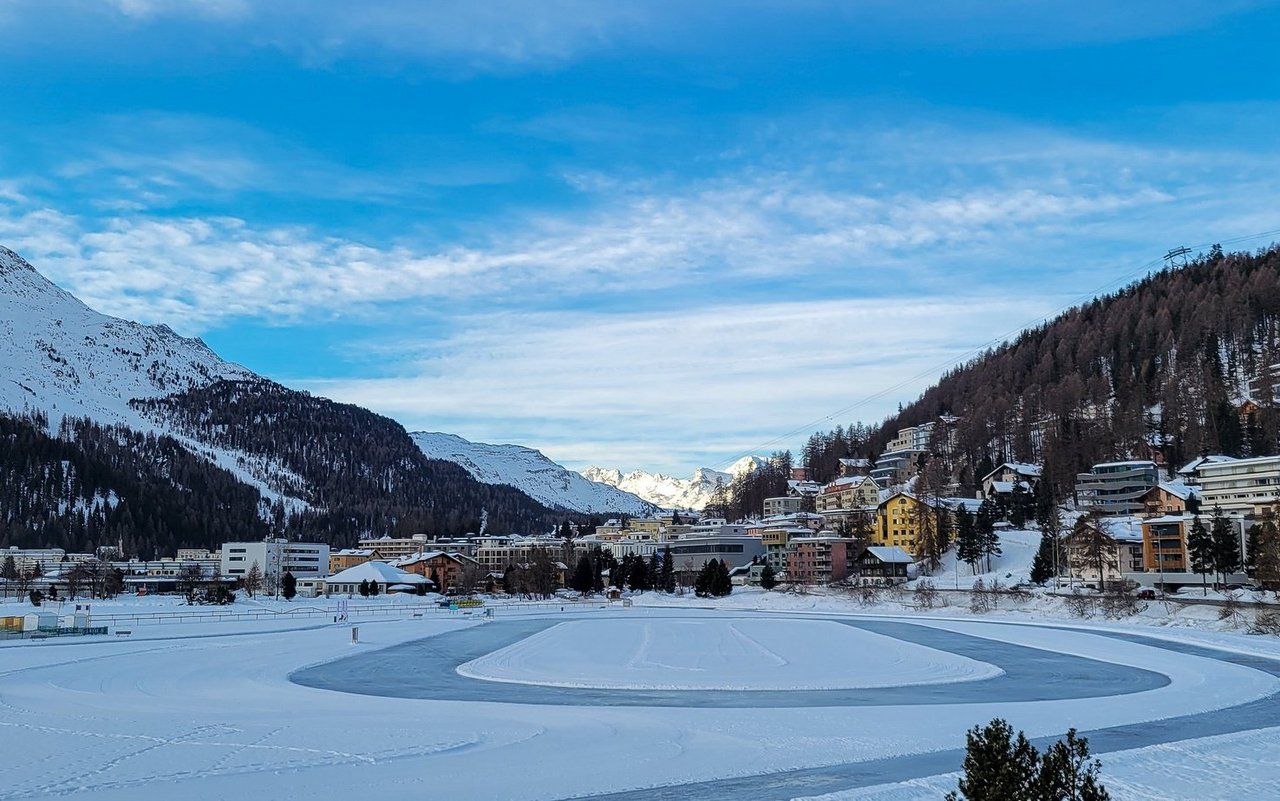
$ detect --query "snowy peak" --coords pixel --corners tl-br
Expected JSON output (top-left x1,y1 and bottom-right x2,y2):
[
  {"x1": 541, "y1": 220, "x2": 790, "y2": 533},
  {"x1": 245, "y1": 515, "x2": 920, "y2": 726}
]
[
  {"x1": 411, "y1": 432, "x2": 657, "y2": 516},
  {"x1": 581, "y1": 456, "x2": 765, "y2": 510},
  {"x1": 0, "y1": 244, "x2": 256, "y2": 425}
]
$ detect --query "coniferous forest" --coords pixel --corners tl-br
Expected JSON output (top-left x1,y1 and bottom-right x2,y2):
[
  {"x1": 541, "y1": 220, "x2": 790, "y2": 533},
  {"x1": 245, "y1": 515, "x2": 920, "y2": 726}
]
[
  {"x1": 0, "y1": 380, "x2": 568, "y2": 556},
  {"x1": 799, "y1": 246, "x2": 1280, "y2": 498}
]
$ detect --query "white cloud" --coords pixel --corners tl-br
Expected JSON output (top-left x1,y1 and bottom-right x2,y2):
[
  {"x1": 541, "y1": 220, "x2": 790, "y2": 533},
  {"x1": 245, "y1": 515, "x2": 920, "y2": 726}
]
[{"x1": 302, "y1": 296, "x2": 1066, "y2": 474}]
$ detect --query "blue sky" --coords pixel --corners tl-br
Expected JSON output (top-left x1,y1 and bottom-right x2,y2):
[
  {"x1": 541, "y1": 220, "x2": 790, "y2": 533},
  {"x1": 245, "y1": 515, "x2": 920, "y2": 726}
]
[{"x1": 2, "y1": 1, "x2": 1280, "y2": 475}]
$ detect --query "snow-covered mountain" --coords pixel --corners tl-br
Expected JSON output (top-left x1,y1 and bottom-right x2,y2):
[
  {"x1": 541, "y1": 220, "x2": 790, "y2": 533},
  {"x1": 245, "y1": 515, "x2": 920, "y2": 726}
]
[
  {"x1": 0, "y1": 246, "x2": 570, "y2": 551},
  {"x1": 411, "y1": 432, "x2": 657, "y2": 516},
  {"x1": 582, "y1": 455, "x2": 767, "y2": 510},
  {"x1": 0, "y1": 246, "x2": 255, "y2": 425}
]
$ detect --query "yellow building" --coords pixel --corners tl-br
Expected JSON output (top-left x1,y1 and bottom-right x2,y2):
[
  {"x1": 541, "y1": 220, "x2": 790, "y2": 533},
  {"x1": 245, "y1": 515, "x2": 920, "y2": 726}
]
[
  {"x1": 329, "y1": 548, "x2": 381, "y2": 574},
  {"x1": 875, "y1": 493, "x2": 929, "y2": 556}
]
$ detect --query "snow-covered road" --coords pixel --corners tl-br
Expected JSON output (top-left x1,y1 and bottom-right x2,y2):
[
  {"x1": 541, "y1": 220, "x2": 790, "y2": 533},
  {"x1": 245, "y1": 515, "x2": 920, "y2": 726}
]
[{"x1": 1, "y1": 607, "x2": 1278, "y2": 801}]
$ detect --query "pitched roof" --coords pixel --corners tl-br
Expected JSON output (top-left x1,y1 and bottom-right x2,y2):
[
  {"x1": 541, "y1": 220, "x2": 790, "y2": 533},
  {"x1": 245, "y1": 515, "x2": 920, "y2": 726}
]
[
  {"x1": 863, "y1": 546, "x2": 914, "y2": 564},
  {"x1": 1157, "y1": 480, "x2": 1199, "y2": 501},
  {"x1": 1177, "y1": 454, "x2": 1239, "y2": 475},
  {"x1": 325, "y1": 561, "x2": 432, "y2": 585}
]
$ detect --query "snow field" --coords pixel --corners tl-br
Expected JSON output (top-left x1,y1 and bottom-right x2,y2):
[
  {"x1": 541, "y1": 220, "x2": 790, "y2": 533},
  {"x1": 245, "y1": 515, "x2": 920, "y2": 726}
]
[
  {"x1": 1, "y1": 607, "x2": 1278, "y2": 801},
  {"x1": 457, "y1": 617, "x2": 1003, "y2": 690}
]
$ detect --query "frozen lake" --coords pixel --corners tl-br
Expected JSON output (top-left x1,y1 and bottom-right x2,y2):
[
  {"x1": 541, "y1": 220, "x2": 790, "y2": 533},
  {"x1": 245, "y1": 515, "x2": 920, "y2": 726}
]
[
  {"x1": 453, "y1": 618, "x2": 1002, "y2": 690},
  {"x1": 3, "y1": 606, "x2": 1279, "y2": 801}
]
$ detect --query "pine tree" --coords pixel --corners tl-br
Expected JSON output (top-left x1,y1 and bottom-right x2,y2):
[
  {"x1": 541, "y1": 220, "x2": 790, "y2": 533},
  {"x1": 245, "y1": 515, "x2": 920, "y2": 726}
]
[
  {"x1": 694, "y1": 561, "x2": 713, "y2": 597},
  {"x1": 661, "y1": 547, "x2": 675, "y2": 592},
  {"x1": 760, "y1": 562, "x2": 778, "y2": 590},
  {"x1": 956, "y1": 508, "x2": 982, "y2": 575},
  {"x1": 1187, "y1": 515, "x2": 1214, "y2": 595},
  {"x1": 628, "y1": 557, "x2": 650, "y2": 591},
  {"x1": 1030, "y1": 532, "x2": 1056, "y2": 585},
  {"x1": 945, "y1": 718, "x2": 1039, "y2": 801},
  {"x1": 570, "y1": 555, "x2": 594, "y2": 594},
  {"x1": 1035, "y1": 729, "x2": 1112, "y2": 801},
  {"x1": 1211, "y1": 507, "x2": 1241, "y2": 586},
  {"x1": 359, "y1": 579, "x2": 371, "y2": 598},
  {"x1": 282, "y1": 570, "x2": 297, "y2": 600},
  {"x1": 1253, "y1": 510, "x2": 1280, "y2": 590},
  {"x1": 713, "y1": 559, "x2": 733, "y2": 596}
]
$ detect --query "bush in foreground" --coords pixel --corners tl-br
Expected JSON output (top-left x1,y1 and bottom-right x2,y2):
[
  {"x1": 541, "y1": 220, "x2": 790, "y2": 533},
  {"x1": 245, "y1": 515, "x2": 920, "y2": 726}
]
[{"x1": 947, "y1": 718, "x2": 1110, "y2": 801}]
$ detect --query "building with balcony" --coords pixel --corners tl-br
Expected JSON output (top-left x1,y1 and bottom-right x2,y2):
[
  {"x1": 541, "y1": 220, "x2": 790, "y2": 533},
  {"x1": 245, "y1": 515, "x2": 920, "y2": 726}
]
[
  {"x1": 1075, "y1": 461, "x2": 1159, "y2": 515},
  {"x1": 784, "y1": 535, "x2": 862, "y2": 585},
  {"x1": 661, "y1": 535, "x2": 766, "y2": 582},
  {"x1": 763, "y1": 495, "x2": 803, "y2": 517},
  {"x1": 1195, "y1": 455, "x2": 1280, "y2": 512}
]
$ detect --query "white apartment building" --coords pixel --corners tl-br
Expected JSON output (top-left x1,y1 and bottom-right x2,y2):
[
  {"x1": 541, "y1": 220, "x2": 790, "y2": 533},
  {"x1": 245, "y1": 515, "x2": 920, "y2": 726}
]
[
  {"x1": 357, "y1": 534, "x2": 431, "y2": 560},
  {"x1": 1195, "y1": 455, "x2": 1280, "y2": 512},
  {"x1": 220, "y1": 539, "x2": 330, "y2": 583}
]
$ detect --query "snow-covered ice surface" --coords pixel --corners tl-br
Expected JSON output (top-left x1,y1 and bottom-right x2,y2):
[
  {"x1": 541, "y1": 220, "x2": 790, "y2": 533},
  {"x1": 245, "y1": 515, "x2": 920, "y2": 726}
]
[
  {"x1": 410, "y1": 431, "x2": 657, "y2": 515},
  {"x1": 2, "y1": 600, "x2": 1279, "y2": 801},
  {"x1": 457, "y1": 617, "x2": 1001, "y2": 690}
]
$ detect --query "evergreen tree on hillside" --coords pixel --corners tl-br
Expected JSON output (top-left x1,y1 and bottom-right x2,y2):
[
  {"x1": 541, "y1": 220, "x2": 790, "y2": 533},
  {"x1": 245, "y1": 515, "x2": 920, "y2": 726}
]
[
  {"x1": 955, "y1": 508, "x2": 982, "y2": 575},
  {"x1": 1187, "y1": 515, "x2": 1214, "y2": 595},
  {"x1": 1030, "y1": 532, "x2": 1056, "y2": 585}
]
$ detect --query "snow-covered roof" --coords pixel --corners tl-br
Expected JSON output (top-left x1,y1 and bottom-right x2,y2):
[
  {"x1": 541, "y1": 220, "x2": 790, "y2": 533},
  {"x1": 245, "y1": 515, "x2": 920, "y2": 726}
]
[
  {"x1": 1144, "y1": 514, "x2": 1193, "y2": 526},
  {"x1": 1097, "y1": 516, "x2": 1144, "y2": 542},
  {"x1": 325, "y1": 561, "x2": 432, "y2": 585},
  {"x1": 988, "y1": 480, "x2": 1031, "y2": 495},
  {"x1": 1157, "y1": 480, "x2": 1199, "y2": 501},
  {"x1": 981, "y1": 462, "x2": 1042, "y2": 482},
  {"x1": 863, "y1": 546, "x2": 914, "y2": 564},
  {"x1": 1177, "y1": 454, "x2": 1239, "y2": 475},
  {"x1": 1093, "y1": 460, "x2": 1157, "y2": 469},
  {"x1": 937, "y1": 497, "x2": 983, "y2": 513}
]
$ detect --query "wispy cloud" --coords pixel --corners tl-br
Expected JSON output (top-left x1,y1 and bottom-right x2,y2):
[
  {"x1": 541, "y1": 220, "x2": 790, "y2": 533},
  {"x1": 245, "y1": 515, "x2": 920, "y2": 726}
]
[{"x1": 302, "y1": 296, "x2": 1066, "y2": 473}]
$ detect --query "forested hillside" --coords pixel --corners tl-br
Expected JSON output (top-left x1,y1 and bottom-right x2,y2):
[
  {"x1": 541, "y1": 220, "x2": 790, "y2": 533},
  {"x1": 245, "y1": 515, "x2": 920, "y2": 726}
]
[
  {"x1": 0, "y1": 411, "x2": 269, "y2": 558},
  {"x1": 130, "y1": 379, "x2": 564, "y2": 542},
  {"x1": 804, "y1": 245, "x2": 1280, "y2": 499}
]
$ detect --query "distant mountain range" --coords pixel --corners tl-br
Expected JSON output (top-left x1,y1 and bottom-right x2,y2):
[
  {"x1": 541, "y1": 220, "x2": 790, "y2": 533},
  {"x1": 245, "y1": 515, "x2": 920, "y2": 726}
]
[
  {"x1": 410, "y1": 432, "x2": 657, "y2": 516},
  {"x1": 581, "y1": 456, "x2": 767, "y2": 510}
]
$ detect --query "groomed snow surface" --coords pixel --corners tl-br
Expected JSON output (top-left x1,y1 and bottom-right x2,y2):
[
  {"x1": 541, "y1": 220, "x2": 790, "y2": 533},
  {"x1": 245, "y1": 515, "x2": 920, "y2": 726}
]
[
  {"x1": 3, "y1": 599, "x2": 1280, "y2": 801},
  {"x1": 457, "y1": 618, "x2": 1002, "y2": 690}
]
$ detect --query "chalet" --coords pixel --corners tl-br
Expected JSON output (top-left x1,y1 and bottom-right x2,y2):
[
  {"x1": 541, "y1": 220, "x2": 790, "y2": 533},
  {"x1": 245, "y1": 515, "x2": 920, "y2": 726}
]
[
  {"x1": 980, "y1": 462, "x2": 1041, "y2": 501},
  {"x1": 857, "y1": 546, "x2": 914, "y2": 583}
]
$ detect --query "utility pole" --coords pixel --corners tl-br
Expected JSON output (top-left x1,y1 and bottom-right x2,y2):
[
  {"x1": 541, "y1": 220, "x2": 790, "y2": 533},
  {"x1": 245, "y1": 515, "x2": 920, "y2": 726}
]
[{"x1": 1163, "y1": 246, "x2": 1192, "y2": 270}]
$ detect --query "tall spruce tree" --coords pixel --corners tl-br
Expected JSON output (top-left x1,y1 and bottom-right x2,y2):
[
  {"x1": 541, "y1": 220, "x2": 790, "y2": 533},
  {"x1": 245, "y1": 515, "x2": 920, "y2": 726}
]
[
  {"x1": 1210, "y1": 507, "x2": 1241, "y2": 586},
  {"x1": 570, "y1": 555, "x2": 595, "y2": 594},
  {"x1": 661, "y1": 547, "x2": 675, "y2": 592},
  {"x1": 955, "y1": 508, "x2": 982, "y2": 575},
  {"x1": 1030, "y1": 532, "x2": 1056, "y2": 585},
  {"x1": 1187, "y1": 515, "x2": 1214, "y2": 595},
  {"x1": 1252, "y1": 511, "x2": 1280, "y2": 590},
  {"x1": 760, "y1": 562, "x2": 778, "y2": 590}
]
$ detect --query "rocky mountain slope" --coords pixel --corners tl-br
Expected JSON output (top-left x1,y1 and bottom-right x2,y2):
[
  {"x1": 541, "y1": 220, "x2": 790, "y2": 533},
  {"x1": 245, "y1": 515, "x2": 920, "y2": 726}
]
[
  {"x1": 410, "y1": 432, "x2": 657, "y2": 516},
  {"x1": 581, "y1": 456, "x2": 767, "y2": 510},
  {"x1": 0, "y1": 246, "x2": 563, "y2": 555}
]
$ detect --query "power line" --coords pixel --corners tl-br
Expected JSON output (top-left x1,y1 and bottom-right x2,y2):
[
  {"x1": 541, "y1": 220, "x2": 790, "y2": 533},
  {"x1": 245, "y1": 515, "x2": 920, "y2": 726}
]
[{"x1": 713, "y1": 227, "x2": 1280, "y2": 471}]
